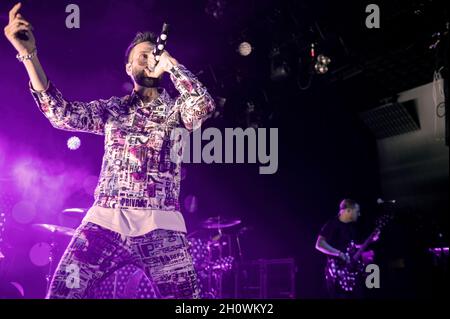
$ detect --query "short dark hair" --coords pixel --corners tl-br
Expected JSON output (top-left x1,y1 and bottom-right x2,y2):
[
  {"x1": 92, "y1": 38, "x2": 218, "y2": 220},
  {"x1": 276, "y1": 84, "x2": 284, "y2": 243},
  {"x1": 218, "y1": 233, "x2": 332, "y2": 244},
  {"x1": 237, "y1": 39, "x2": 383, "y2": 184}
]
[
  {"x1": 125, "y1": 31, "x2": 157, "y2": 64},
  {"x1": 339, "y1": 199, "x2": 358, "y2": 211}
]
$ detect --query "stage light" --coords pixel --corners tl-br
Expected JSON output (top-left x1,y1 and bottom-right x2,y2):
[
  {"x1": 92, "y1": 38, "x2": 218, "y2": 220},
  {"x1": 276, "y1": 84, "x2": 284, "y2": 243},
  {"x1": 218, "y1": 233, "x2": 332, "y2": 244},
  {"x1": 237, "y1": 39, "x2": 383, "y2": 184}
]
[
  {"x1": 67, "y1": 136, "x2": 81, "y2": 150},
  {"x1": 317, "y1": 54, "x2": 331, "y2": 65},
  {"x1": 314, "y1": 54, "x2": 331, "y2": 74},
  {"x1": 315, "y1": 63, "x2": 328, "y2": 74},
  {"x1": 238, "y1": 42, "x2": 252, "y2": 56}
]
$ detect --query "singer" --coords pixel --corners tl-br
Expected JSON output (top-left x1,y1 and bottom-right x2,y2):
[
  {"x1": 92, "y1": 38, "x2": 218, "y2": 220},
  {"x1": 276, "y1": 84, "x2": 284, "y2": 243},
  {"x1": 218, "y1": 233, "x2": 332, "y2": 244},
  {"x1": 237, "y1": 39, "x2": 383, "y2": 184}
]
[{"x1": 4, "y1": 3, "x2": 215, "y2": 299}]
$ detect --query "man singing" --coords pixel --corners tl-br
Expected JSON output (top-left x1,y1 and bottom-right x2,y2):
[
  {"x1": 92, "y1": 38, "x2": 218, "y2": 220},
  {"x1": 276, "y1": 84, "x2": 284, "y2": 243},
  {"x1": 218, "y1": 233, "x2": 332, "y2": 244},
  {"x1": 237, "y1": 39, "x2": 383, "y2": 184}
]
[{"x1": 4, "y1": 3, "x2": 215, "y2": 298}]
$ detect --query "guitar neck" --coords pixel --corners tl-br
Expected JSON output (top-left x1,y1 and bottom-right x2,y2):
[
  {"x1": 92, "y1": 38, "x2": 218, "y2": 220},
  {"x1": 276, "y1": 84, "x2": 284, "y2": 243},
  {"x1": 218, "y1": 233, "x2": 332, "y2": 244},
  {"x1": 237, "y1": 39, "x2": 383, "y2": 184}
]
[
  {"x1": 352, "y1": 214, "x2": 391, "y2": 261},
  {"x1": 353, "y1": 230, "x2": 376, "y2": 261}
]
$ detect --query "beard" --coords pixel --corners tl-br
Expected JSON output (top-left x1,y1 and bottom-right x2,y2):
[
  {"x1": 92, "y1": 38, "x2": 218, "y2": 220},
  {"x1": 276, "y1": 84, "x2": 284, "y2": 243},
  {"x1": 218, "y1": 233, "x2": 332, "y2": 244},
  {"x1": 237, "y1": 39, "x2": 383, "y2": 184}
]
[{"x1": 132, "y1": 68, "x2": 161, "y2": 88}]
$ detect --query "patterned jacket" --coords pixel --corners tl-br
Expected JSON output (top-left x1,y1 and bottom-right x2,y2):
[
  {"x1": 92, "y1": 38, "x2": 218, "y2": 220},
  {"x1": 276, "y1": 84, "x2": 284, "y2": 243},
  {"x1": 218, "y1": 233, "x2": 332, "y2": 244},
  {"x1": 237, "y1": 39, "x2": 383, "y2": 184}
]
[{"x1": 30, "y1": 64, "x2": 215, "y2": 211}]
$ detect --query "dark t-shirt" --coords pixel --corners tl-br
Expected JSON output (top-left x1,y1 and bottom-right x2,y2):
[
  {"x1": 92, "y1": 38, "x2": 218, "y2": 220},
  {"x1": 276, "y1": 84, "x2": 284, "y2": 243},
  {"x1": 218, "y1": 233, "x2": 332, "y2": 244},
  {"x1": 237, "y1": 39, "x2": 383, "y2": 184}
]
[{"x1": 319, "y1": 216, "x2": 359, "y2": 252}]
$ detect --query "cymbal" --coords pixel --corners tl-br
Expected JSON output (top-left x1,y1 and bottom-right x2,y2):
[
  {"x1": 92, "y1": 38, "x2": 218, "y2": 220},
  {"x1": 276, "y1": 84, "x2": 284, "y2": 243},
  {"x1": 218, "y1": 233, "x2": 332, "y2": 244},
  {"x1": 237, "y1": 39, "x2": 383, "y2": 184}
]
[
  {"x1": 201, "y1": 217, "x2": 241, "y2": 229},
  {"x1": 62, "y1": 208, "x2": 88, "y2": 217},
  {"x1": 32, "y1": 223, "x2": 75, "y2": 237}
]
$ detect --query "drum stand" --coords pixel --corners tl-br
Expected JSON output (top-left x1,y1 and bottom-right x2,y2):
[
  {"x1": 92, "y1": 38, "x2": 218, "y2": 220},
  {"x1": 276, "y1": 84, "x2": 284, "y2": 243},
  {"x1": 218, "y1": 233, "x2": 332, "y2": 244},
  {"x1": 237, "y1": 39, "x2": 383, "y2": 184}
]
[{"x1": 45, "y1": 236, "x2": 57, "y2": 295}]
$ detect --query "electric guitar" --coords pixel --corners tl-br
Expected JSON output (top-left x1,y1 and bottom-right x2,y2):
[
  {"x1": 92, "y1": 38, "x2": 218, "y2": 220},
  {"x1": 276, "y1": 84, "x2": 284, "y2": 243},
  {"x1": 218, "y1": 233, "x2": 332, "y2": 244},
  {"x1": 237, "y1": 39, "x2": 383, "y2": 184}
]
[{"x1": 326, "y1": 214, "x2": 392, "y2": 292}]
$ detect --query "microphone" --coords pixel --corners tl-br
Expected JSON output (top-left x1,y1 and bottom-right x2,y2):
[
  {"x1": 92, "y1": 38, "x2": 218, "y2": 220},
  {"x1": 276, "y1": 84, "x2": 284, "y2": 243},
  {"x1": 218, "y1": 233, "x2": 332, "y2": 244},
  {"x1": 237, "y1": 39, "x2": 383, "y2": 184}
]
[
  {"x1": 143, "y1": 23, "x2": 169, "y2": 86},
  {"x1": 152, "y1": 23, "x2": 169, "y2": 67},
  {"x1": 377, "y1": 198, "x2": 396, "y2": 205}
]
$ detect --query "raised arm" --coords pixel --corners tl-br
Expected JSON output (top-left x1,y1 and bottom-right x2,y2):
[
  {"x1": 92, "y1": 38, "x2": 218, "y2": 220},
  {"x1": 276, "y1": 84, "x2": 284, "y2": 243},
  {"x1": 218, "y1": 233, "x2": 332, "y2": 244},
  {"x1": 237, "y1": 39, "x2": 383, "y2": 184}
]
[
  {"x1": 29, "y1": 83, "x2": 111, "y2": 135},
  {"x1": 4, "y1": 2, "x2": 48, "y2": 91},
  {"x1": 144, "y1": 50, "x2": 215, "y2": 131},
  {"x1": 169, "y1": 64, "x2": 215, "y2": 131},
  {"x1": 4, "y1": 2, "x2": 110, "y2": 134}
]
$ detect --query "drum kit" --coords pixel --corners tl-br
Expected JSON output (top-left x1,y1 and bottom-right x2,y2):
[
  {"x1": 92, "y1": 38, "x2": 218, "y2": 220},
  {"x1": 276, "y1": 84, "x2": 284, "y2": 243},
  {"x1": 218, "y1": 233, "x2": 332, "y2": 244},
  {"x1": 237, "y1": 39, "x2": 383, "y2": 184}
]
[
  {"x1": 25, "y1": 209, "x2": 248, "y2": 299},
  {"x1": 30, "y1": 208, "x2": 86, "y2": 293},
  {"x1": 188, "y1": 216, "x2": 245, "y2": 298}
]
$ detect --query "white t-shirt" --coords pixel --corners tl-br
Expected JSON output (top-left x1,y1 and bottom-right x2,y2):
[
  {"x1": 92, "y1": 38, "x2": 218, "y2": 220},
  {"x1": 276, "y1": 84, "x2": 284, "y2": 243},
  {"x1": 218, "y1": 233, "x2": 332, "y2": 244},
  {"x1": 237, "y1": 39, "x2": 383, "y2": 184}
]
[{"x1": 81, "y1": 205, "x2": 187, "y2": 237}]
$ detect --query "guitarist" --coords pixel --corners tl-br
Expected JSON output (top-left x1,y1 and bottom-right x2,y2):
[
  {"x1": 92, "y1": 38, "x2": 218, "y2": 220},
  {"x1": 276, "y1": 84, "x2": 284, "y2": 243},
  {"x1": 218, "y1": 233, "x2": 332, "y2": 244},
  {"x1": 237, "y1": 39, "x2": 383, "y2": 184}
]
[{"x1": 316, "y1": 199, "x2": 377, "y2": 298}]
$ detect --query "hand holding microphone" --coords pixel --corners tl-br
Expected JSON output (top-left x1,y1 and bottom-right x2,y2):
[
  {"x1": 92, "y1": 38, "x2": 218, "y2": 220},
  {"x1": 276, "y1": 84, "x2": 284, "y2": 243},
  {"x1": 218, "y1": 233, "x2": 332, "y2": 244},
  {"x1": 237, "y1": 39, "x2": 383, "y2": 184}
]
[
  {"x1": 4, "y1": 2, "x2": 36, "y2": 57},
  {"x1": 144, "y1": 22, "x2": 178, "y2": 78},
  {"x1": 153, "y1": 23, "x2": 169, "y2": 66}
]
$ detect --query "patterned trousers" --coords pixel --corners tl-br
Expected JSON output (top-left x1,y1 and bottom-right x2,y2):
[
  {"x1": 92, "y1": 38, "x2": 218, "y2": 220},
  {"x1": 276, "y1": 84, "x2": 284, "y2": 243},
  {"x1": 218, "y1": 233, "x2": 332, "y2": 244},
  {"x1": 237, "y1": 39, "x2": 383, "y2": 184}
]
[{"x1": 46, "y1": 222, "x2": 201, "y2": 299}]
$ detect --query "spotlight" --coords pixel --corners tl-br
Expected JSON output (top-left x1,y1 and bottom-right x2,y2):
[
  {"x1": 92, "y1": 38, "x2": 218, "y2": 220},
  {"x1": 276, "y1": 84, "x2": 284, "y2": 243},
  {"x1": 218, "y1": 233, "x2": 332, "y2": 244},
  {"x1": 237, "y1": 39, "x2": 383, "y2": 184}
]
[
  {"x1": 67, "y1": 136, "x2": 81, "y2": 150},
  {"x1": 317, "y1": 54, "x2": 331, "y2": 65},
  {"x1": 310, "y1": 43, "x2": 315, "y2": 58},
  {"x1": 314, "y1": 63, "x2": 328, "y2": 74},
  {"x1": 314, "y1": 54, "x2": 331, "y2": 74},
  {"x1": 238, "y1": 42, "x2": 252, "y2": 56}
]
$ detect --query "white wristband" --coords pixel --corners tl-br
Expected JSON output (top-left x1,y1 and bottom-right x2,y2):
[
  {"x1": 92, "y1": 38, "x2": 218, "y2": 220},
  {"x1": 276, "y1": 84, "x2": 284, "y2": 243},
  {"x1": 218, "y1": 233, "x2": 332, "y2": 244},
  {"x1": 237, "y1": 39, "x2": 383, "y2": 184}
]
[{"x1": 16, "y1": 48, "x2": 37, "y2": 62}]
